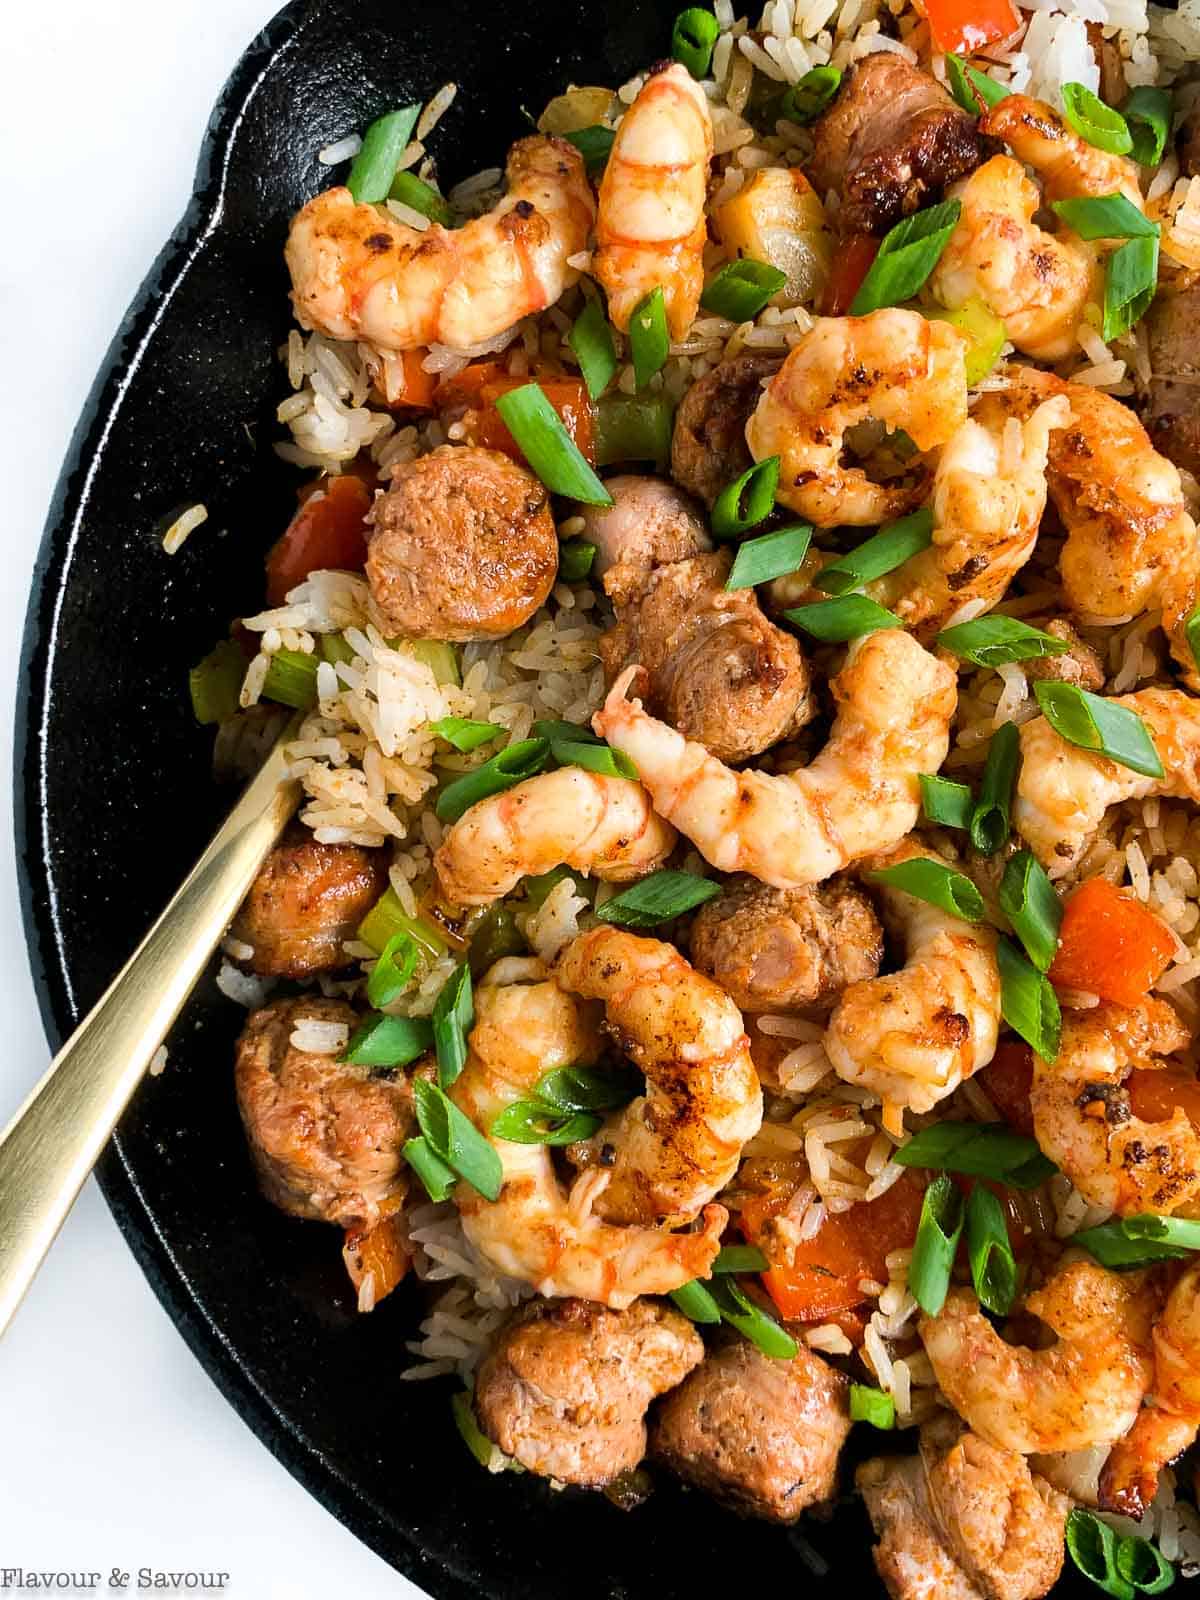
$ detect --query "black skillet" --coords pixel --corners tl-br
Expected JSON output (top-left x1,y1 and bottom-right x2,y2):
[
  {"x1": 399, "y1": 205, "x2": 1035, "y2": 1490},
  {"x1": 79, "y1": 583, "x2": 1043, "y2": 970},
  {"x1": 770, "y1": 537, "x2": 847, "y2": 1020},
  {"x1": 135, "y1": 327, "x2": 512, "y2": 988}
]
[{"x1": 16, "y1": 1, "x2": 1100, "y2": 1592}]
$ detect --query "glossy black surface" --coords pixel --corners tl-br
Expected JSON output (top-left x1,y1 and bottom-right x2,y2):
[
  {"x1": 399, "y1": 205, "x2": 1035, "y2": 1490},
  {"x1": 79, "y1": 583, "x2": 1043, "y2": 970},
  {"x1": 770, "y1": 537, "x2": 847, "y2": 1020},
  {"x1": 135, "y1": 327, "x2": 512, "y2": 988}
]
[{"x1": 16, "y1": 3, "x2": 1097, "y2": 1594}]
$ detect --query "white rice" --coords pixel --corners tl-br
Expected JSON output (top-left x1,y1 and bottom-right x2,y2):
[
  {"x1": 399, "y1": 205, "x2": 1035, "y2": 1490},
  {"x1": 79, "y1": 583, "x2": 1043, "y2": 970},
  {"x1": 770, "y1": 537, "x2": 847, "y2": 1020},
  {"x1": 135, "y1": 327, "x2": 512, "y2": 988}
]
[
  {"x1": 161, "y1": 503, "x2": 207, "y2": 554},
  {"x1": 147, "y1": 1045, "x2": 168, "y2": 1078},
  {"x1": 317, "y1": 133, "x2": 362, "y2": 165},
  {"x1": 215, "y1": 959, "x2": 273, "y2": 1010},
  {"x1": 288, "y1": 1018, "x2": 350, "y2": 1055}
]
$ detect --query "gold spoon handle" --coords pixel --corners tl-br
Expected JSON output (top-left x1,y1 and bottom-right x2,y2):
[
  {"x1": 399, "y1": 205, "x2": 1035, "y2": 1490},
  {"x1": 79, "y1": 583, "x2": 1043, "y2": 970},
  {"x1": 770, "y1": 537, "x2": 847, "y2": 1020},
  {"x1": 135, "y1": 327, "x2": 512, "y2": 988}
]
[{"x1": 0, "y1": 733, "x2": 300, "y2": 1337}]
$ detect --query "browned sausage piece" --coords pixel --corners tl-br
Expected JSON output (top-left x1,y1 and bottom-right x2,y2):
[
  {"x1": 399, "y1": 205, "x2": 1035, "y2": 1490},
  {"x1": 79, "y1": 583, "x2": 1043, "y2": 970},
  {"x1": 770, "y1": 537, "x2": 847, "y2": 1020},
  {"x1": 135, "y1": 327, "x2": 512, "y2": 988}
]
[
  {"x1": 651, "y1": 1339, "x2": 850, "y2": 1522},
  {"x1": 808, "y1": 54, "x2": 992, "y2": 235},
  {"x1": 367, "y1": 444, "x2": 557, "y2": 640},
  {"x1": 473, "y1": 1297, "x2": 703, "y2": 1485},
  {"x1": 1143, "y1": 282, "x2": 1200, "y2": 481},
  {"x1": 235, "y1": 997, "x2": 416, "y2": 1227},
  {"x1": 671, "y1": 352, "x2": 781, "y2": 509},
  {"x1": 689, "y1": 874, "x2": 884, "y2": 1013},
  {"x1": 574, "y1": 475, "x2": 712, "y2": 603},
  {"x1": 230, "y1": 826, "x2": 388, "y2": 978}
]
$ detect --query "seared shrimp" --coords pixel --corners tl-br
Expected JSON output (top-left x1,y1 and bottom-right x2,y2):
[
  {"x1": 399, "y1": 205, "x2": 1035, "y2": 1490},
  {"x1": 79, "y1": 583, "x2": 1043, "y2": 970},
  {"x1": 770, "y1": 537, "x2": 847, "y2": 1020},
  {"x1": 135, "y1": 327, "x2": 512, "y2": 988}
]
[
  {"x1": 553, "y1": 926, "x2": 762, "y2": 1227},
  {"x1": 450, "y1": 959, "x2": 726, "y2": 1308},
  {"x1": 593, "y1": 628, "x2": 957, "y2": 891},
  {"x1": 285, "y1": 135, "x2": 594, "y2": 352},
  {"x1": 920, "y1": 1259, "x2": 1157, "y2": 1454},
  {"x1": 434, "y1": 769, "x2": 676, "y2": 906},
  {"x1": 1014, "y1": 687, "x2": 1200, "y2": 875},
  {"x1": 981, "y1": 93, "x2": 1143, "y2": 209},
  {"x1": 825, "y1": 842, "x2": 1000, "y2": 1133},
  {"x1": 593, "y1": 62, "x2": 713, "y2": 340},
  {"x1": 745, "y1": 309, "x2": 968, "y2": 527},
  {"x1": 1030, "y1": 999, "x2": 1200, "y2": 1217}
]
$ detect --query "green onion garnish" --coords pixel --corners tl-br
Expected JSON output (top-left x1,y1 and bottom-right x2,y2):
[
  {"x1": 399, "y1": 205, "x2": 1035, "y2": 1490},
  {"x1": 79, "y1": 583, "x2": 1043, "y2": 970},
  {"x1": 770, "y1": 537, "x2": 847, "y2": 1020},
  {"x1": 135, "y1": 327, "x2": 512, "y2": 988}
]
[
  {"x1": 936, "y1": 615, "x2": 1070, "y2": 667},
  {"x1": 594, "y1": 393, "x2": 674, "y2": 468},
  {"x1": 671, "y1": 5, "x2": 720, "y2": 77},
  {"x1": 262, "y1": 647, "x2": 319, "y2": 710},
  {"x1": 629, "y1": 287, "x2": 670, "y2": 391},
  {"x1": 700, "y1": 258, "x2": 788, "y2": 322},
  {"x1": 669, "y1": 1279, "x2": 722, "y2": 1324},
  {"x1": 712, "y1": 456, "x2": 780, "y2": 538},
  {"x1": 533, "y1": 718, "x2": 600, "y2": 745},
  {"x1": 1061, "y1": 82, "x2": 1133, "y2": 156},
  {"x1": 849, "y1": 199, "x2": 962, "y2": 316},
  {"x1": 493, "y1": 384, "x2": 612, "y2": 506},
  {"x1": 551, "y1": 739, "x2": 639, "y2": 780},
  {"x1": 568, "y1": 298, "x2": 618, "y2": 401},
  {"x1": 1066, "y1": 1507, "x2": 1176, "y2": 1599},
  {"x1": 970, "y1": 720, "x2": 1019, "y2": 855},
  {"x1": 1115, "y1": 1535, "x2": 1175, "y2": 1595},
  {"x1": 725, "y1": 523, "x2": 813, "y2": 590},
  {"x1": 866, "y1": 857, "x2": 985, "y2": 922},
  {"x1": 536, "y1": 1063, "x2": 643, "y2": 1113},
  {"x1": 910, "y1": 1173, "x2": 965, "y2": 1317},
  {"x1": 358, "y1": 887, "x2": 447, "y2": 960},
  {"x1": 849, "y1": 1383, "x2": 896, "y2": 1429},
  {"x1": 388, "y1": 170, "x2": 452, "y2": 225},
  {"x1": 563, "y1": 125, "x2": 615, "y2": 175},
  {"x1": 778, "y1": 65, "x2": 842, "y2": 125},
  {"x1": 1124, "y1": 85, "x2": 1173, "y2": 168},
  {"x1": 1187, "y1": 606, "x2": 1200, "y2": 675},
  {"x1": 1104, "y1": 230, "x2": 1161, "y2": 342},
  {"x1": 341, "y1": 1012, "x2": 433, "y2": 1069},
  {"x1": 894, "y1": 1121, "x2": 1056, "y2": 1189},
  {"x1": 920, "y1": 774, "x2": 974, "y2": 831},
  {"x1": 467, "y1": 904, "x2": 526, "y2": 975},
  {"x1": 523, "y1": 866, "x2": 572, "y2": 910},
  {"x1": 999, "y1": 849, "x2": 1062, "y2": 973},
  {"x1": 965, "y1": 1183, "x2": 1018, "y2": 1316},
  {"x1": 594, "y1": 869, "x2": 721, "y2": 928},
  {"x1": 451, "y1": 1389, "x2": 516, "y2": 1471},
  {"x1": 489, "y1": 1101, "x2": 601, "y2": 1145},
  {"x1": 708, "y1": 1277, "x2": 798, "y2": 1359},
  {"x1": 1075, "y1": 1212, "x2": 1200, "y2": 1270},
  {"x1": 189, "y1": 640, "x2": 245, "y2": 725},
  {"x1": 997, "y1": 936, "x2": 1061, "y2": 1062},
  {"x1": 944, "y1": 53, "x2": 1009, "y2": 112},
  {"x1": 712, "y1": 1244, "x2": 769, "y2": 1274},
  {"x1": 403, "y1": 1135, "x2": 458, "y2": 1202},
  {"x1": 1034, "y1": 681, "x2": 1164, "y2": 778},
  {"x1": 412, "y1": 1078, "x2": 502, "y2": 1201},
  {"x1": 1051, "y1": 193, "x2": 1158, "y2": 240},
  {"x1": 435, "y1": 737, "x2": 551, "y2": 824},
  {"x1": 366, "y1": 930, "x2": 420, "y2": 1009},
  {"x1": 432, "y1": 961, "x2": 473, "y2": 1089},
  {"x1": 428, "y1": 716, "x2": 501, "y2": 752},
  {"x1": 559, "y1": 538, "x2": 598, "y2": 582},
  {"x1": 813, "y1": 507, "x2": 934, "y2": 596},
  {"x1": 783, "y1": 595, "x2": 901, "y2": 641},
  {"x1": 346, "y1": 104, "x2": 421, "y2": 202}
]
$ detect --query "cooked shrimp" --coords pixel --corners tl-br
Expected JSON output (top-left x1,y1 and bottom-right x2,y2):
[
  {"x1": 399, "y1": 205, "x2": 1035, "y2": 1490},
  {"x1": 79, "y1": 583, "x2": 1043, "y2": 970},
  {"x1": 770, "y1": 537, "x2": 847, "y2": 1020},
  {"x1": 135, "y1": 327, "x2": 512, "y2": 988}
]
[
  {"x1": 450, "y1": 958, "x2": 726, "y2": 1308},
  {"x1": 1014, "y1": 687, "x2": 1200, "y2": 876},
  {"x1": 920, "y1": 1258, "x2": 1157, "y2": 1454},
  {"x1": 593, "y1": 62, "x2": 713, "y2": 340},
  {"x1": 981, "y1": 93, "x2": 1143, "y2": 209},
  {"x1": 285, "y1": 135, "x2": 594, "y2": 352},
  {"x1": 552, "y1": 926, "x2": 762, "y2": 1227},
  {"x1": 433, "y1": 769, "x2": 676, "y2": 906},
  {"x1": 1030, "y1": 999, "x2": 1200, "y2": 1217},
  {"x1": 593, "y1": 628, "x2": 957, "y2": 891},
  {"x1": 825, "y1": 841, "x2": 1000, "y2": 1133},
  {"x1": 744, "y1": 308, "x2": 968, "y2": 527}
]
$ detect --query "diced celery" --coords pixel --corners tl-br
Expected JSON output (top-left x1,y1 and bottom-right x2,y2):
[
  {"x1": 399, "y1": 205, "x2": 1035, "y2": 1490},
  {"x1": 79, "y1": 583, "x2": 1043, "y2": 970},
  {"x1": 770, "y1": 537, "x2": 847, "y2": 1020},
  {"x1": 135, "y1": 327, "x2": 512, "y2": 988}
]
[
  {"x1": 468, "y1": 905, "x2": 527, "y2": 975},
  {"x1": 189, "y1": 640, "x2": 245, "y2": 725},
  {"x1": 926, "y1": 298, "x2": 1007, "y2": 386},
  {"x1": 594, "y1": 394, "x2": 675, "y2": 468},
  {"x1": 396, "y1": 639, "x2": 461, "y2": 687},
  {"x1": 262, "y1": 648, "x2": 319, "y2": 710},
  {"x1": 320, "y1": 632, "x2": 356, "y2": 666},
  {"x1": 358, "y1": 886, "x2": 448, "y2": 960}
]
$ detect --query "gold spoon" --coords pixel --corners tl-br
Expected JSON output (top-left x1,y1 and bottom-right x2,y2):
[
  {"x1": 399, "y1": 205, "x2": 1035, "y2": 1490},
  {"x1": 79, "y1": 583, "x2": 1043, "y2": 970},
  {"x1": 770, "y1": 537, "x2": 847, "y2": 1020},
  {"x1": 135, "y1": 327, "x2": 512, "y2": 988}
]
[{"x1": 0, "y1": 727, "x2": 300, "y2": 1337}]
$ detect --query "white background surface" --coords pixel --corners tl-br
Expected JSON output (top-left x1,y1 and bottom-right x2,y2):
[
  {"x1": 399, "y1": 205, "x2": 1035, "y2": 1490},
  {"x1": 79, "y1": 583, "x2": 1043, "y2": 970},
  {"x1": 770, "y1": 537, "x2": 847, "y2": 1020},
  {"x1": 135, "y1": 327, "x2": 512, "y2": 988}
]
[{"x1": 0, "y1": 7, "x2": 425, "y2": 1595}]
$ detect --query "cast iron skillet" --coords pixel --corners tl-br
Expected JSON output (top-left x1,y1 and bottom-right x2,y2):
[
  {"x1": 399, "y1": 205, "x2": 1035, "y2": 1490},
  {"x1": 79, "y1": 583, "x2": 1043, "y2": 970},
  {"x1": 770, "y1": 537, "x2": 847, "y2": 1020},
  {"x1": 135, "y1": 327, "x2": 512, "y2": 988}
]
[{"x1": 16, "y1": 2, "x2": 1097, "y2": 1594}]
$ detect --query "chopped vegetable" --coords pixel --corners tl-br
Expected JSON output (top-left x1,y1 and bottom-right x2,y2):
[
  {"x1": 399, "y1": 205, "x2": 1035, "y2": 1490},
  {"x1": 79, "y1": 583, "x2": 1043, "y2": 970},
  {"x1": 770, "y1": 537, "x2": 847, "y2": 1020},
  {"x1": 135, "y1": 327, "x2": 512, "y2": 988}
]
[
  {"x1": 1048, "y1": 877, "x2": 1176, "y2": 1006},
  {"x1": 711, "y1": 457, "x2": 780, "y2": 538},
  {"x1": 1127, "y1": 1069, "x2": 1200, "y2": 1131},
  {"x1": 388, "y1": 170, "x2": 451, "y2": 225},
  {"x1": 850, "y1": 1383, "x2": 896, "y2": 1429},
  {"x1": 629, "y1": 287, "x2": 669, "y2": 391},
  {"x1": 1104, "y1": 231, "x2": 1160, "y2": 342},
  {"x1": 1066, "y1": 1506, "x2": 1175, "y2": 1598},
  {"x1": 412, "y1": 1078, "x2": 502, "y2": 1201},
  {"x1": 432, "y1": 961, "x2": 473, "y2": 1089},
  {"x1": 910, "y1": 1173, "x2": 965, "y2": 1316},
  {"x1": 894, "y1": 1120, "x2": 1055, "y2": 1188},
  {"x1": 714, "y1": 168, "x2": 834, "y2": 306},
  {"x1": 866, "y1": 857, "x2": 985, "y2": 922},
  {"x1": 821, "y1": 232, "x2": 879, "y2": 316},
  {"x1": 1061, "y1": 81, "x2": 1133, "y2": 155},
  {"x1": 265, "y1": 473, "x2": 372, "y2": 605},
  {"x1": 700, "y1": 258, "x2": 789, "y2": 322},
  {"x1": 428, "y1": 717, "x2": 501, "y2": 752},
  {"x1": 970, "y1": 720, "x2": 1019, "y2": 855},
  {"x1": 558, "y1": 539, "x2": 597, "y2": 581},
  {"x1": 403, "y1": 1136, "x2": 457, "y2": 1202},
  {"x1": 920, "y1": 773, "x2": 973, "y2": 830},
  {"x1": 999, "y1": 850, "x2": 1062, "y2": 973},
  {"x1": 1034, "y1": 681, "x2": 1163, "y2": 778},
  {"x1": 342, "y1": 1012, "x2": 433, "y2": 1069},
  {"x1": 1051, "y1": 193, "x2": 1158, "y2": 240},
  {"x1": 532, "y1": 718, "x2": 599, "y2": 745},
  {"x1": 342, "y1": 1204, "x2": 410, "y2": 1308},
  {"x1": 965, "y1": 1182, "x2": 1018, "y2": 1314},
  {"x1": 434, "y1": 737, "x2": 551, "y2": 824},
  {"x1": 403, "y1": 639, "x2": 460, "y2": 687},
  {"x1": 473, "y1": 375, "x2": 598, "y2": 474},
  {"x1": 922, "y1": 0, "x2": 1019, "y2": 56},
  {"x1": 672, "y1": 6, "x2": 720, "y2": 78},
  {"x1": 595, "y1": 869, "x2": 721, "y2": 928},
  {"x1": 262, "y1": 648, "x2": 320, "y2": 710},
  {"x1": 366, "y1": 930, "x2": 420, "y2": 1009},
  {"x1": 924, "y1": 296, "x2": 1007, "y2": 385},
  {"x1": 594, "y1": 393, "x2": 675, "y2": 468},
  {"x1": 944, "y1": 53, "x2": 1009, "y2": 113},
  {"x1": 467, "y1": 904, "x2": 525, "y2": 974},
  {"x1": 850, "y1": 200, "x2": 962, "y2": 315},
  {"x1": 568, "y1": 299, "x2": 618, "y2": 400},
  {"x1": 936, "y1": 614, "x2": 1069, "y2": 667},
  {"x1": 998, "y1": 936, "x2": 1062, "y2": 1062},
  {"x1": 707, "y1": 1276, "x2": 798, "y2": 1359},
  {"x1": 358, "y1": 887, "x2": 448, "y2": 960},
  {"x1": 1115, "y1": 1535, "x2": 1175, "y2": 1594},
  {"x1": 189, "y1": 639, "x2": 245, "y2": 725},
  {"x1": 778, "y1": 65, "x2": 843, "y2": 125},
  {"x1": 978, "y1": 1040, "x2": 1036, "y2": 1137},
  {"x1": 491, "y1": 383, "x2": 607, "y2": 502},
  {"x1": 538, "y1": 86, "x2": 616, "y2": 136},
  {"x1": 1124, "y1": 85, "x2": 1172, "y2": 168},
  {"x1": 725, "y1": 523, "x2": 813, "y2": 590},
  {"x1": 551, "y1": 738, "x2": 638, "y2": 780},
  {"x1": 563, "y1": 124, "x2": 615, "y2": 174},
  {"x1": 669, "y1": 1279, "x2": 722, "y2": 1323},
  {"x1": 347, "y1": 104, "x2": 421, "y2": 202},
  {"x1": 712, "y1": 1245, "x2": 769, "y2": 1274},
  {"x1": 490, "y1": 1101, "x2": 601, "y2": 1145},
  {"x1": 1187, "y1": 606, "x2": 1200, "y2": 676},
  {"x1": 813, "y1": 507, "x2": 933, "y2": 595},
  {"x1": 1075, "y1": 1212, "x2": 1200, "y2": 1270},
  {"x1": 783, "y1": 595, "x2": 901, "y2": 641},
  {"x1": 536, "y1": 1063, "x2": 642, "y2": 1113}
]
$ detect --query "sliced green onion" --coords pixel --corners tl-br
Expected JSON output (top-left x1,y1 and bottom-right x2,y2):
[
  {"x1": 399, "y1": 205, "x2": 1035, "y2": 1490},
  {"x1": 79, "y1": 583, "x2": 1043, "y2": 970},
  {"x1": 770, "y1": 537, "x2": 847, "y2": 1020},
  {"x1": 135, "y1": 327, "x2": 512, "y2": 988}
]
[
  {"x1": 451, "y1": 1390, "x2": 494, "y2": 1469},
  {"x1": 849, "y1": 1383, "x2": 896, "y2": 1429},
  {"x1": 262, "y1": 647, "x2": 319, "y2": 710},
  {"x1": 783, "y1": 595, "x2": 901, "y2": 642},
  {"x1": 999, "y1": 850, "x2": 1062, "y2": 973},
  {"x1": 1115, "y1": 1534, "x2": 1175, "y2": 1595},
  {"x1": 920, "y1": 774, "x2": 974, "y2": 831},
  {"x1": 493, "y1": 384, "x2": 612, "y2": 506},
  {"x1": 867, "y1": 858, "x2": 985, "y2": 922},
  {"x1": 1104, "y1": 231, "x2": 1160, "y2": 342},
  {"x1": 412, "y1": 1078, "x2": 502, "y2": 1201},
  {"x1": 1061, "y1": 81, "x2": 1133, "y2": 156},
  {"x1": 189, "y1": 640, "x2": 245, "y2": 725},
  {"x1": 403, "y1": 639, "x2": 460, "y2": 686},
  {"x1": 910, "y1": 1173, "x2": 965, "y2": 1317},
  {"x1": 595, "y1": 869, "x2": 721, "y2": 928},
  {"x1": 594, "y1": 393, "x2": 674, "y2": 468},
  {"x1": 489, "y1": 1100, "x2": 602, "y2": 1145},
  {"x1": 944, "y1": 53, "x2": 1009, "y2": 113},
  {"x1": 712, "y1": 456, "x2": 780, "y2": 538},
  {"x1": 713, "y1": 1245, "x2": 769, "y2": 1274},
  {"x1": 435, "y1": 737, "x2": 551, "y2": 824},
  {"x1": 965, "y1": 1183, "x2": 1018, "y2": 1316},
  {"x1": 467, "y1": 904, "x2": 526, "y2": 975},
  {"x1": 672, "y1": 6, "x2": 720, "y2": 77},
  {"x1": 894, "y1": 1121, "x2": 1057, "y2": 1189},
  {"x1": 813, "y1": 507, "x2": 934, "y2": 596},
  {"x1": 1067, "y1": 1509, "x2": 1133, "y2": 1600},
  {"x1": 387, "y1": 170, "x2": 451, "y2": 225},
  {"x1": 778, "y1": 65, "x2": 842, "y2": 125},
  {"x1": 533, "y1": 718, "x2": 600, "y2": 745},
  {"x1": 669, "y1": 1279, "x2": 722, "y2": 1324},
  {"x1": 535, "y1": 1063, "x2": 641, "y2": 1113},
  {"x1": 563, "y1": 124, "x2": 615, "y2": 175},
  {"x1": 725, "y1": 523, "x2": 813, "y2": 590},
  {"x1": 708, "y1": 1277, "x2": 798, "y2": 1359},
  {"x1": 403, "y1": 1135, "x2": 457, "y2": 1202},
  {"x1": 1075, "y1": 1213, "x2": 1200, "y2": 1270},
  {"x1": 523, "y1": 865, "x2": 572, "y2": 910},
  {"x1": 850, "y1": 199, "x2": 962, "y2": 315},
  {"x1": 432, "y1": 961, "x2": 473, "y2": 1089},
  {"x1": 346, "y1": 104, "x2": 421, "y2": 202},
  {"x1": 320, "y1": 632, "x2": 356, "y2": 667},
  {"x1": 568, "y1": 298, "x2": 618, "y2": 400},
  {"x1": 1034, "y1": 681, "x2": 1164, "y2": 778},
  {"x1": 1124, "y1": 85, "x2": 1173, "y2": 168},
  {"x1": 1051, "y1": 193, "x2": 1158, "y2": 240},
  {"x1": 358, "y1": 887, "x2": 448, "y2": 961},
  {"x1": 1187, "y1": 606, "x2": 1200, "y2": 675},
  {"x1": 936, "y1": 615, "x2": 1070, "y2": 667},
  {"x1": 700, "y1": 258, "x2": 788, "y2": 322},
  {"x1": 551, "y1": 739, "x2": 638, "y2": 780},
  {"x1": 997, "y1": 935, "x2": 1062, "y2": 1063},
  {"x1": 366, "y1": 930, "x2": 420, "y2": 1010},
  {"x1": 970, "y1": 720, "x2": 1019, "y2": 855},
  {"x1": 629, "y1": 287, "x2": 669, "y2": 391},
  {"x1": 342, "y1": 1012, "x2": 433, "y2": 1069},
  {"x1": 428, "y1": 716, "x2": 500, "y2": 752}
]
